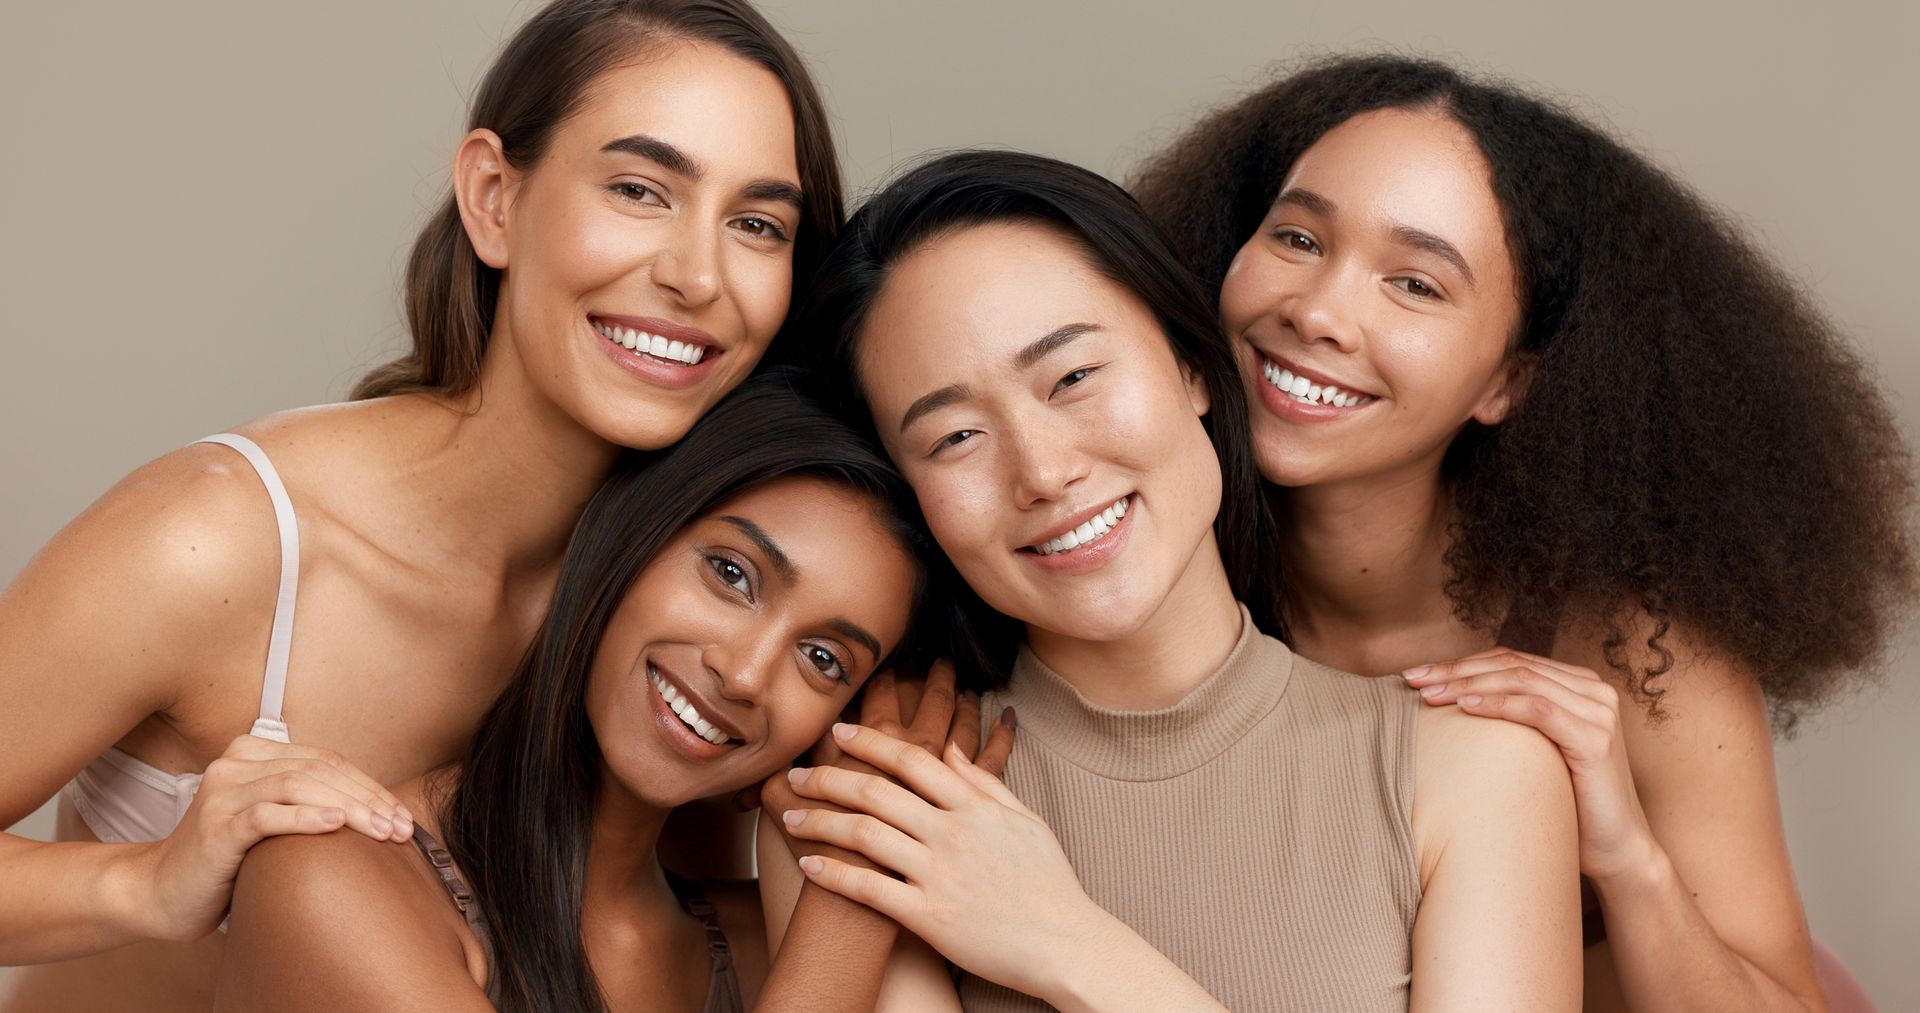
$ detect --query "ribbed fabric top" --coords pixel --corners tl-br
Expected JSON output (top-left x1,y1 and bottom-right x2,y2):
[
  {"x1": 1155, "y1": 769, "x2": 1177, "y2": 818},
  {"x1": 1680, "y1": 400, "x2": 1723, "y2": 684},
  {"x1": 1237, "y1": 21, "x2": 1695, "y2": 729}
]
[{"x1": 960, "y1": 606, "x2": 1421, "y2": 1012}]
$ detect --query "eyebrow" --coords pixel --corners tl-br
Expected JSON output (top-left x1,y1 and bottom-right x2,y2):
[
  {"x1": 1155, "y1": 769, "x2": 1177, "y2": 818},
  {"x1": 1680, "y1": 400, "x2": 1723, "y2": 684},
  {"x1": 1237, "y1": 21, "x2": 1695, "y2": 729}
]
[
  {"x1": 718, "y1": 515, "x2": 796, "y2": 585},
  {"x1": 826, "y1": 618, "x2": 883, "y2": 662},
  {"x1": 1275, "y1": 187, "x2": 1476, "y2": 289},
  {"x1": 897, "y1": 322, "x2": 1102, "y2": 434},
  {"x1": 1387, "y1": 224, "x2": 1477, "y2": 289},
  {"x1": 602, "y1": 134, "x2": 804, "y2": 209}
]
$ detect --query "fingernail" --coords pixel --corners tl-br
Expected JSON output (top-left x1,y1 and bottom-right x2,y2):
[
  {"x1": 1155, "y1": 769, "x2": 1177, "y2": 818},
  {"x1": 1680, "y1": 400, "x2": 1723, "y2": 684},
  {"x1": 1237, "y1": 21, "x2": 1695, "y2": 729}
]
[
  {"x1": 782, "y1": 809, "x2": 806, "y2": 828},
  {"x1": 798, "y1": 855, "x2": 824, "y2": 875},
  {"x1": 1419, "y1": 684, "x2": 1446, "y2": 698},
  {"x1": 999, "y1": 707, "x2": 1017, "y2": 731},
  {"x1": 372, "y1": 814, "x2": 393, "y2": 836},
  {"x1": 395, "y1": 804, "x2": 415, "y2": 825},
  {"x1": 948, "y1": 742, "x2": 972, "y2": 765},
  {"x1": 320, "y1": 807, "x2": 345, "y2": 825},
  {"x1": 788, "y1": 766, "x2": 812, "y2": 785},
  {"x1": 832, "y1": 722, "x2": 855, "y2": 742},
  {"x1": 1460, "y1": 695, "x2": 1483, "y2": 707},
  {"x1": 1403, "y1": 665, "x2": 1432, "y2": 680}
]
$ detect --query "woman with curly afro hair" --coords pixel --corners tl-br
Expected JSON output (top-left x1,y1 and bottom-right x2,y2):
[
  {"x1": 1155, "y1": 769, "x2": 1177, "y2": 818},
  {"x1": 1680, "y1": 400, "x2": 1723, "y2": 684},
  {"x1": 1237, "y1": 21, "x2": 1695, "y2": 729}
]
[{"x1": 1131, "y1": 54, "x2": 1916, "y2": 1012}]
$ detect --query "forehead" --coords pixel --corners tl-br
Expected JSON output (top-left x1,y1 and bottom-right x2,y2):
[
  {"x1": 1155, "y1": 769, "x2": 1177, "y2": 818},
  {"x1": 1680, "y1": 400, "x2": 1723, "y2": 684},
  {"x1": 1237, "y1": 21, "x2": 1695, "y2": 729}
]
[
  {"x1": 858, "y1": 223, "x2": 1155, "y2": 403},
  {"x1": 557, "y1": 39, "x2": 799, "y2": 181},
  {"x1": 1285, "y1": 107, "x2": 1507, "y2": 254}
]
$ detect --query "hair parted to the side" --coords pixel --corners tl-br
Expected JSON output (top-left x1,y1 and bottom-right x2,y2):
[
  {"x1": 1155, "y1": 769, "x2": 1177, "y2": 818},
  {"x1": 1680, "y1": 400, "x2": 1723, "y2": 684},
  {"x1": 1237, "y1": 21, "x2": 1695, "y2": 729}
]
[
  {"x1": 1131, "y1": 54, "x2": 1918, "y2": 725},
  {"x1": 352, "y1": 0, "x2": 843, "y2": 401},
  {"x1": 439, "y1": 370, "x2": 932, "y2": 1012},
  {"x1": 800, "y1": 149, "x2": 1286, "y2": 690}
]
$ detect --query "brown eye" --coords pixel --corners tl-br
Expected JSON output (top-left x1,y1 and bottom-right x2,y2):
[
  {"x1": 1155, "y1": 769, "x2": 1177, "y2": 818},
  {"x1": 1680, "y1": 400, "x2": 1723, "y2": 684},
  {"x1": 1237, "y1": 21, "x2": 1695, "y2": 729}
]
[
  {"x1": 1272, "y1": 228, "x2": 1321, "y2": 255},
  {"x1": 706, "y1": 555, "x2": 751, "y2": 597},
  {"x1": 803, "y1": 644, "x2": 849, "y2": 682}
]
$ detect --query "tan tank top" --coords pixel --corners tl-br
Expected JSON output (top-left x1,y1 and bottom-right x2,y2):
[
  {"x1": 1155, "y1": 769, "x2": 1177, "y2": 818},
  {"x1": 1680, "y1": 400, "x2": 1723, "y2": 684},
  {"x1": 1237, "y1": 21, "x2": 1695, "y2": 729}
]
[{"x1": 962, "y1": 606, "x2": 1421, "y2": 1011}]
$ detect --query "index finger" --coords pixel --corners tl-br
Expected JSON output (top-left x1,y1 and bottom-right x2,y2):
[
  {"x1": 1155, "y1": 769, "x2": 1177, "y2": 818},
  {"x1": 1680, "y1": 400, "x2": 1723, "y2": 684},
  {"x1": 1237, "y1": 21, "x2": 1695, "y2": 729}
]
[{"x1": 825, "y1": 723, "x2": 977, "y2": 810}]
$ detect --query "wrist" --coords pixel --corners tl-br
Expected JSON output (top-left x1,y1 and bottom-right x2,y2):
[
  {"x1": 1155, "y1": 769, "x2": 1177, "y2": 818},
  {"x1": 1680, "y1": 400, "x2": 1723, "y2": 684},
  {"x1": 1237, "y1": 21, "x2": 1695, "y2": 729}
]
[
  {"x1": 1589, "y1": 834, "x2": 1675, "y2": 902},
  {"x1": 99, "y1": 841, "x2": 167, "y2": 940},
  {"x1": 1035, "y1": 901, "x2": 1131, "y2": 1013}
]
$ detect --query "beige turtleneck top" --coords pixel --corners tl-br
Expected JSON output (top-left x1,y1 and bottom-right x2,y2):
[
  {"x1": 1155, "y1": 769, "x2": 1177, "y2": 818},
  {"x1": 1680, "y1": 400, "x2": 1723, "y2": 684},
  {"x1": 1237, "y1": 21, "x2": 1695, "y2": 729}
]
[{"x1": 962, "y1": 606, "x2": 1422, "y2": 1012}]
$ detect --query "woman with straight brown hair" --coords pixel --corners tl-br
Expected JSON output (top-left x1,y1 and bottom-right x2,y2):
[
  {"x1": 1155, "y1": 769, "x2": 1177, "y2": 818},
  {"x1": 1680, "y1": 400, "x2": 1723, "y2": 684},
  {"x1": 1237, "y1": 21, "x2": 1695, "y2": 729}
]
[{"x1": 0, "y1": 2, "x2": 843, "y2": 1008}]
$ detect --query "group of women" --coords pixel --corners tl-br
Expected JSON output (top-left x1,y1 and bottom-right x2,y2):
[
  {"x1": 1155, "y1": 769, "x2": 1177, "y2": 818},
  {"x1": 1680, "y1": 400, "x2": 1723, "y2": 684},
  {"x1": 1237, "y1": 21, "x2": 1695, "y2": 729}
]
[{"x1": 1, "y1": 1, "x2": 1912, "y2": 1010}]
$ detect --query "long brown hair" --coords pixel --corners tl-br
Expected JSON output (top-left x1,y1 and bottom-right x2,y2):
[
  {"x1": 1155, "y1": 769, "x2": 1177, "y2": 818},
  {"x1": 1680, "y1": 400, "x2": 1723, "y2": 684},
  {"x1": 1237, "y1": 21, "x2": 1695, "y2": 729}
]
[
  {"x1": 353, "y1": 0, "x2": 844, "y2": 401},
  {"x1": 442, "y1": 371, "x2": 933, "y2": 1011}
]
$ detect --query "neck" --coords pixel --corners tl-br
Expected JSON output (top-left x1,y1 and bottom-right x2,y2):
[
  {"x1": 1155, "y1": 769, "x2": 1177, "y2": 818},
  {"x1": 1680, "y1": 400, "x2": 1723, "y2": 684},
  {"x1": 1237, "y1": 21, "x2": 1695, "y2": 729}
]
[
  {"x1": 581, "y1": 774, "x2": 678, "y2": 922},
  {"x1": 397, "y1": 325, "x2": 621, "y2": 583},
  {"x1": 1025, "y1": 530, "x2": 1244, "y2": 710},
  {"x1": 1278, "y1": 456, "x2": 1483, "y2": 673}
]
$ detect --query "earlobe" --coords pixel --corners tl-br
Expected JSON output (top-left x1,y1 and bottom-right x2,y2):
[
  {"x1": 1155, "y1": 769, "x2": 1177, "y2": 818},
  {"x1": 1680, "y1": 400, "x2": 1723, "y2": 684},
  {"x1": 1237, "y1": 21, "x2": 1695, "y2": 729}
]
[
  {"x1": 1471, "y1": 352, "x2": 1536, "y2": 426},
  {"x1": 452, "y1": 129, "x2": 512, "y2": 270},
  {"x1": 1182, "y1": 363, "x2": 1213, "y2": 418}
]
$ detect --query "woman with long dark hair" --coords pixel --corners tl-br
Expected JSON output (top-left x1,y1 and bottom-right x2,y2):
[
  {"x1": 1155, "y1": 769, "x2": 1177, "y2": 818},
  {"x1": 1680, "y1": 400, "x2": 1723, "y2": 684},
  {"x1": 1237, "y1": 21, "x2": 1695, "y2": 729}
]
[
  {"x1": 1128, "y1": 55, "x2": 1918, "y2": 1011},
  {"x1": 761, "y1": 151, "x2": 1580, "y2": 1011},
  {"x1": 0, "y1": 2, "x2": 842, "y2": 1008},
  {"x1": 217, "y1": 375, "x2": 967, "y2": 1010}
]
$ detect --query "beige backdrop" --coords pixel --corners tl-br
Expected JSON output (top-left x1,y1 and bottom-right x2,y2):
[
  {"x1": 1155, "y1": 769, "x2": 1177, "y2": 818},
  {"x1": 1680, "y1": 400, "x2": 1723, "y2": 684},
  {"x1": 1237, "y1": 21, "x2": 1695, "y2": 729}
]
[{"x1": 3, "y1": 0, "x2": 1915, "y2": 1004}]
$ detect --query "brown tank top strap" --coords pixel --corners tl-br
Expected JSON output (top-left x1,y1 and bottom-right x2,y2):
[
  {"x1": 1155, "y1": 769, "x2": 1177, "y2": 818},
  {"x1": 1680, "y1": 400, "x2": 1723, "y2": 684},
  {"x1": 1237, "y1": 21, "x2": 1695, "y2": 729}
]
[
  {"x1": 664, "y1": 870, "x2": 745, "y2": 1013},
  {"x1": 409, "y1": 826, "x2": 503, "y2": 1004}
]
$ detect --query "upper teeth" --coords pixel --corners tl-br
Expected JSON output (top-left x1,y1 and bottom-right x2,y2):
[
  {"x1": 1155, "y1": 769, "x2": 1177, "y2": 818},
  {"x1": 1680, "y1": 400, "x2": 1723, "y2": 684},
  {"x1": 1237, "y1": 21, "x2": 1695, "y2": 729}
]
[
  {"x1": 1261, "y1": 358, "x2": 1369, "y2": 408},
  {"x1": 1034, "y1": 497, "x2": 1128, "y2": 556},
  {"x1": 595, "y1": 320, "x2": 707, "y2": 366},
  {"x1": 650, "y1": 668, "x2": 731, "y2": 745}
]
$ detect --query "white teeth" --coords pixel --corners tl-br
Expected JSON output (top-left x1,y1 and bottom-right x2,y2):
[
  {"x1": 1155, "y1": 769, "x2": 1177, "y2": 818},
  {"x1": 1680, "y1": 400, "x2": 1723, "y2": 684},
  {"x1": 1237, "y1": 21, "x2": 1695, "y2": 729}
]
[
  {"x1": 1260, "y1": 355, "x2": 1372, "y2": 409},
  {"x1": 649, "y1": 668, "x2": 731, "y2": 745},
  {"x1": 1033, "y1": 497, "x2": 1130, "y2": 556},
  {"x1": 593, "y1": 321, "x2": 709, "y2": 366}
]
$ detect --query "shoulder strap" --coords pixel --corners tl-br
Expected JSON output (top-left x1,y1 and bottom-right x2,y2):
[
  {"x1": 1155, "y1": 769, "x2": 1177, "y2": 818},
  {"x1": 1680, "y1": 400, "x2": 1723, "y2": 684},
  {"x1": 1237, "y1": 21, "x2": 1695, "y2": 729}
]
[
  {"x1": 663, "y1": 871, "x2": 744, "y2": 1013},
  {"x1": 195, "y1": 433, "x2": 298, "y2": 742}
]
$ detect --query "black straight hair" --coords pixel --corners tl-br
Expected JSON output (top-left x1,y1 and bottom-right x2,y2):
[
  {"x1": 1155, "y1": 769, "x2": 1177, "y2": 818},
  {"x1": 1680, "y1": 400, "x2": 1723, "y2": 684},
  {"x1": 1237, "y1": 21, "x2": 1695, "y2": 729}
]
[
  {"x1": 439, "y1": 371, "x2": 929, "y2": 1011},
  {"x1": 801, "y1": 149, "x2": 1285, "y2": 688}
]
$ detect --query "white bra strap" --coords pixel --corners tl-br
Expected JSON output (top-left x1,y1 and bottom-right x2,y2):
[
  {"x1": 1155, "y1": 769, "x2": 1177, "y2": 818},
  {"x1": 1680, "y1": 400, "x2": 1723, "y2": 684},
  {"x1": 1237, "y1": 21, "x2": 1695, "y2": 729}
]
[{"x1": 196, "y1": 434, "x2": 297, "y2": 740}]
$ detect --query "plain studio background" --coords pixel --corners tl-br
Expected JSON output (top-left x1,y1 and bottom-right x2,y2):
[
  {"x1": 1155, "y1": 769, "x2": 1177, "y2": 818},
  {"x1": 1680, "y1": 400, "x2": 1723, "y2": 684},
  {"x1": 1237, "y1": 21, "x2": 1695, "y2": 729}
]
[{"x1": 3, "y1": 0, "x2": 1915, "y2": 1003}]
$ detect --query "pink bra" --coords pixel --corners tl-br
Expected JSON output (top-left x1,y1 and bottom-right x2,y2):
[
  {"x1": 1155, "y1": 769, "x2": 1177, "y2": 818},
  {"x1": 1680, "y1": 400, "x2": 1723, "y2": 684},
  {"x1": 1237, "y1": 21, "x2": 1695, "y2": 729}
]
[{"x1": 62, "y1": 433, "x2": 300, "y2": 844}]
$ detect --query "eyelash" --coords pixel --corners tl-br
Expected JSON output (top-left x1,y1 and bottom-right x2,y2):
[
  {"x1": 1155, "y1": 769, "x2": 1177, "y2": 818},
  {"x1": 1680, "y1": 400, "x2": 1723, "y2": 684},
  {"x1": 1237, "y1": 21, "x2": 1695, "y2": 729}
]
[
  {"x1": 1053, "y1": 365, "x2": 1099, "y2": 393},
  {"x1": 1272, "y1": 227, "x2": 1321, "y2": 255},
  {"x1": 733, "y1": 216, "x2": 792, "y2": 244},
  {"x1": 610, "y1": 181, "x2": 665, "y2": 205},
  {"x1": 802, "y1": 643, "x2": 850, "y2": 683},
  {"x1": 1391, "y1": 277, "x2": 1440, "y2": 299},
  {"x1": 705, "y1": 554, "x2": 753, "y2": 601},
  {"x1": 930, "y1": 430, "x2": 978, "y2": 456}
]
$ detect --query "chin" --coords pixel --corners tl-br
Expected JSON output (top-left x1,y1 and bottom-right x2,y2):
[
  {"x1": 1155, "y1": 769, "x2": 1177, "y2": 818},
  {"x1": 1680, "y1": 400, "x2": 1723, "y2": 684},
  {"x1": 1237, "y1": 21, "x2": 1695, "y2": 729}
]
[{"x1": 1036, "y1": 588, "x2": 1165, "y2": 644}]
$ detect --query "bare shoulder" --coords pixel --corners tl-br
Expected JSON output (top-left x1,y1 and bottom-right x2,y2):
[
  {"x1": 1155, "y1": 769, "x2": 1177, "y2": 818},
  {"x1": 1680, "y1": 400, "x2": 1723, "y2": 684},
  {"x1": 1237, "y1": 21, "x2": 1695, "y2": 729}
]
[
  {"x1": 221, "y1": 828, "x2": 490, "y2": 1011},
  {"x1": 1413, "y1": 704, "x2": 1574, "y2": 873},
  {"x1": 699, "y1": 877, "x2": 772, "y2": 995}
]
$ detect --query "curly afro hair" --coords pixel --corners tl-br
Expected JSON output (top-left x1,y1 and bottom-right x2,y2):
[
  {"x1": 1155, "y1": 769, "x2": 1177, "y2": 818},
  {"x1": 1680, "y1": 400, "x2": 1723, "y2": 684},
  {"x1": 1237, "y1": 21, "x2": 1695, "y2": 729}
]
[{"x1": 1131, "y1": 54, "x2": 1917, "y2": 725}]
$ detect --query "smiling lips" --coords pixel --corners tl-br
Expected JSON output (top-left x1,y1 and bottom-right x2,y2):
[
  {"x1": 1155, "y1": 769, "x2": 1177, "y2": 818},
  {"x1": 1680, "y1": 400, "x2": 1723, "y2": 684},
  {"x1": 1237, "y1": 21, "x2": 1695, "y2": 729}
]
[
  {"x1": 593, "y1": 317, "x2": 713, "y2": 366},
  {"x1": 649, "y1": 663, "x2": 741, "y2": 748},
  {"x1": 1256, "y1": 352, "x2": 1376, "y2": 410},
  {"x1": 1027, "y1": 495, "x2": 1130, "y2": 556}
]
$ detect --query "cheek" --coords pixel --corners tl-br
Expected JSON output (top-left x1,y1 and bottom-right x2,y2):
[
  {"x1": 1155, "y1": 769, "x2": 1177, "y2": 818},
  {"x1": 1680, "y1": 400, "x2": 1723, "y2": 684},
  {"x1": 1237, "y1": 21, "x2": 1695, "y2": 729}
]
[
  {"x1": 728, "y1": 251, "x2": 794, "y2": 348},
  {"x1": 909, "y1": 467, "x2": 1010, "y2": 579},
  {"x1": 762, "y1": 683, "x2": 842, "y2": 761}
]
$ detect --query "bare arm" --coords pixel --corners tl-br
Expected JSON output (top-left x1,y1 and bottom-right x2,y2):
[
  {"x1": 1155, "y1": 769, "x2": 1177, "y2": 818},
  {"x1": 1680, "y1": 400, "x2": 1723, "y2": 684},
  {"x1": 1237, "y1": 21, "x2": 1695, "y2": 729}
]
[
  {"x1": 1408, "y1": 634, "x2": 1825, "y2": 1012},
  {"x1": 218, "y1": 832, "x2": 493, "y2": 1012},
  {"x1": 0, "y1": 451, "x2": 408, "y2": 962},
  {"x1": 753, "y1": 667, "x2": 1010, "y2": 1013},
  {"x1": 1409, "y1": 705, "x2": 1581, "y2": 1012}
]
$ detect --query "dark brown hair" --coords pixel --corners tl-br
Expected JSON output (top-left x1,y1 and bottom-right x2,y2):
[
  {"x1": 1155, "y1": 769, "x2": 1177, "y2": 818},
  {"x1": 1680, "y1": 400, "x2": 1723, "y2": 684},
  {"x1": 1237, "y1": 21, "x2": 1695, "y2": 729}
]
[
  {"x1": 442, "y1": 370, "x2": 932, "y2": 1011},
  {"x1": 1132, "y1": 54, "x2": 1917, "y2": 722},
  {"x1": 353, "y1": 0, "x2": 843, "y2": 401},
  {"x1": 801, "y1": 150, "x2": 1286, "y2": 689}
]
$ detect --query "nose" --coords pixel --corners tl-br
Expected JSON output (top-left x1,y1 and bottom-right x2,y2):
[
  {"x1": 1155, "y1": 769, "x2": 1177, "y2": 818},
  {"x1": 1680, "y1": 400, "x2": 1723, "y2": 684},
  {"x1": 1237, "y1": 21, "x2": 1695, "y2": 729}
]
[
  {"x1": 1005, "y1": 412, "x2": 1093, "y2": 510},
  {"x1": 651, "y1": 213, "x2": 723, "y2": 309},
  {"x1": 1282, "y1": 261, "x2": 1364, "y2": 354},
  {"x1": 701, "y1": 621, "x2": 786, "y2": 706}
]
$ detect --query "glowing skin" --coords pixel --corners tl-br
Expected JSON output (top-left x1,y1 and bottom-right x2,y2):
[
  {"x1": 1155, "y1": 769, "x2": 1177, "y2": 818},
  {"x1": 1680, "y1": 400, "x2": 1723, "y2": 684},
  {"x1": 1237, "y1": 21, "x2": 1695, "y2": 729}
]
[
  {"x1": 1219, "y1": 106, "x2": 1527, "y2": 493},
  {"x1": 585, "y1": 477, "x2": 918, "y2": 809},
  {"x1": 461, "y1": 40, "x2": 804, "y2": 451},
  {"x1": 856, "y1": 221, "x2": 1234, "y2": 706}
]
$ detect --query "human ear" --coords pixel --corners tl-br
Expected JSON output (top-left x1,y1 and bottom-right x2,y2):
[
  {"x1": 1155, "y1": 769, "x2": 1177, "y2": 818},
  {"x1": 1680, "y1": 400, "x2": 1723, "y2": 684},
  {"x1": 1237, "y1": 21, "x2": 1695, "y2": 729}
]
[
  {"x1": 1181, "y1": 360, "x2": 1213, "y2": 418},
  {"x1": 1470, "y1": 350, "x2": 1536, "y2": 426},
  {"x1": 452, "y1": 129, "x2": 512, "y2": 270}
]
